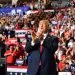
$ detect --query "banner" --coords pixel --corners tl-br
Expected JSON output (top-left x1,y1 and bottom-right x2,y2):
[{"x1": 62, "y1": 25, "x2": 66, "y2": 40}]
[
  {"x1": 0, "y1": 6, "x2": 30, "y2": 15},
  {"x1": 15, "y1": 29, "x2": 31, "y2": 48},
  {"x1": 7, "y1": 66, "x2": 27, "y2": 75},
  {"x1": 15, "y1": 29, "x2": 31, "y2": 38}
]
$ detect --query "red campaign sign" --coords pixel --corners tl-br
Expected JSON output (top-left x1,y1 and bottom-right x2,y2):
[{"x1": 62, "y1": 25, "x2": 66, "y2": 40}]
[{"x1": 5, "y1": 38, "x2": 18, "y2": 45}]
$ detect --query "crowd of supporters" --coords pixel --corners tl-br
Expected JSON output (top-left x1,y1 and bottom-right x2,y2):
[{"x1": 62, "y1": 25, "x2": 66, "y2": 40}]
[{"x1": 0, "y1": 5, "x2": 75, "y2": 74}]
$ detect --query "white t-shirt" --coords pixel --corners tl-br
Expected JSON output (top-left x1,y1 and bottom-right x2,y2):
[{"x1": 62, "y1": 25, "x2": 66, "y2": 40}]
[{"x1": 68, "y1": 42, "x2": 73, "y2": 48}]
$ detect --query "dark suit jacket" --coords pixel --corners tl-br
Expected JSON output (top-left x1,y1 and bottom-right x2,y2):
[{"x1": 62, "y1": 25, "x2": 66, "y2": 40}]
[{"x1": 25, "y1": 33, "x2": 59, "y2": 75}]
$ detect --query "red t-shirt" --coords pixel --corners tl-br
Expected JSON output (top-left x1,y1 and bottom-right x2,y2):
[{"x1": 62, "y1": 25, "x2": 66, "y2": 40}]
[
  {"x1": 58, "y1": 61, "x2": 66, "y2": 71},
  {"x1": 4, "y1": 50, "x2": 16, "y2": 64}
]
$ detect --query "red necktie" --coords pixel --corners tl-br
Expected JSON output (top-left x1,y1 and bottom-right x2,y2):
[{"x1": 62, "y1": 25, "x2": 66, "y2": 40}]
[
  {"x1": 40, "y1": 35, "x2": 44, "y2": 54},
  {"x1": 39, "y1": 35, "x2": 44, "y2": 65},
  {"x1": 40, "y1": 34, "x2": 44, "y2": 55},
  {"x1": 40, "y1": 44, "x2": 43, "y2": 55},
  {"x1": 39, "y1": 44, "x2": 43, "y2": 65}
]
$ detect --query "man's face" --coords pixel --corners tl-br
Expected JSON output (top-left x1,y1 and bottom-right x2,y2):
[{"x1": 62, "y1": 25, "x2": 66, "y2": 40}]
[{"x1": 38, "y1": 20, "x2": 49, "y2": 33}]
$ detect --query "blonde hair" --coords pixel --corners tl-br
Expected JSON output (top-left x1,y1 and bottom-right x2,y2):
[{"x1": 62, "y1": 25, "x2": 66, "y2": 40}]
[{"x1": 40, "y1": 20, "x2": 49, "y2": 26}]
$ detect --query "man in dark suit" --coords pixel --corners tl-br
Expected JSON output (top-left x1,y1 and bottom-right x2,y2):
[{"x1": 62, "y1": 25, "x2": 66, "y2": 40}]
[{"x1": 25, "y1": 20, "x2": 59, "y2": 75}]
